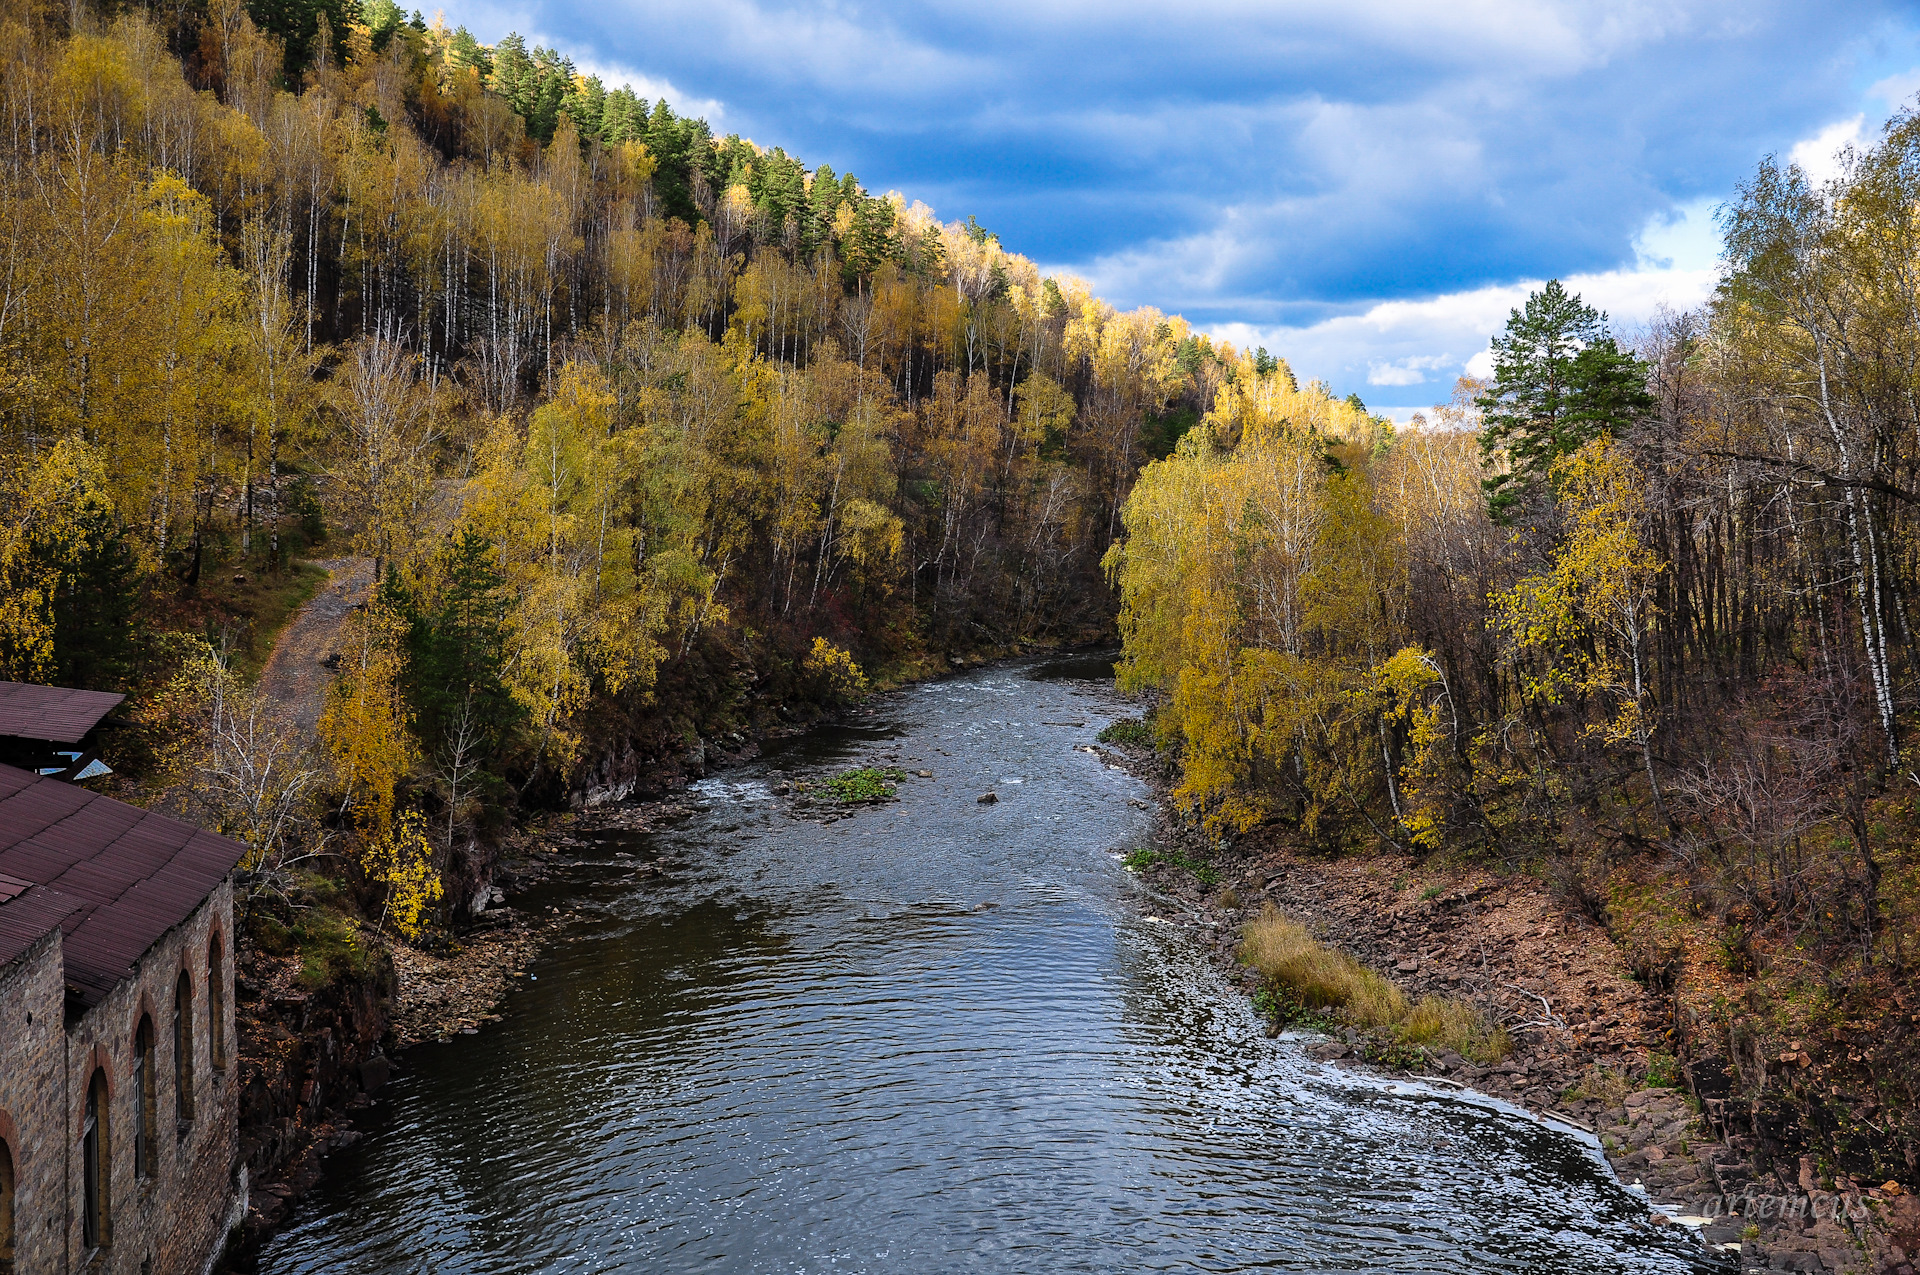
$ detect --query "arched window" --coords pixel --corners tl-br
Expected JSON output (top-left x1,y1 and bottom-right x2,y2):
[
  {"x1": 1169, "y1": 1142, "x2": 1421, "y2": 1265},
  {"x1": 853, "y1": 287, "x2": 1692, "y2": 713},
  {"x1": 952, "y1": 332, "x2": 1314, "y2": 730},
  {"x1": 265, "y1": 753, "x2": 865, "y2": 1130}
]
[
  {"x1": 1, "y1": 1133, "x2": 15, "y2": 1274},
  {"x1": 133, "y1": 1018, "x2": 156, "y2": 1179},
  {"x1": 174, "y1": 971, "x2": 195, "y2": 1125},
  {"x1": 208, "y1": 932, "x2": 226, "y2": 1072},
  {"x1": 82, "y1": 1069, "x2": 109, "y2": 1250}
]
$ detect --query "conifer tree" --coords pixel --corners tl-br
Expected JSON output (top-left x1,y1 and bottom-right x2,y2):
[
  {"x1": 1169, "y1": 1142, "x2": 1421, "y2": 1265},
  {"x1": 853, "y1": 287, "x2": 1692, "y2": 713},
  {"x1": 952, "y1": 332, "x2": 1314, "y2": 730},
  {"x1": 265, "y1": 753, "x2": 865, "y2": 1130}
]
[{"x1": 1475, "y1": 280, "x2": 1653, "y2": 522}]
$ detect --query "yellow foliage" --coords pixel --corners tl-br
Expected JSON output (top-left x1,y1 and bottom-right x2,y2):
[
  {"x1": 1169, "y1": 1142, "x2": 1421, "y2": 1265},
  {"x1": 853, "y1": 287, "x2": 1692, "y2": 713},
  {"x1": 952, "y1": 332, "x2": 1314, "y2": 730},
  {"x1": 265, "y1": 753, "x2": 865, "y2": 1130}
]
[
  {"x1": 1495, "y1": 437, "x2": 1663, "y2": 751},
  {"x1": 804, "y1": 637, "x2": 869, "y2": 701},
  {"x1": 164, "y1": 640, "x2": 321, "y2": 871},
  {"x1": 1377, "y1": 646, "x2": 1453, "y2": 851},
  {"x1": 1107, "y1": 383, "x2": 1429, "y2": 839},
  {"x1": 0, "y1": 438, "x2": 116, "y2": 682},
  {"x1": 318, "y1": 600, "x2": 418, "y2": 844},
  {"x1": 364, "y1": 809, "x2": 443, "y2": 941}
]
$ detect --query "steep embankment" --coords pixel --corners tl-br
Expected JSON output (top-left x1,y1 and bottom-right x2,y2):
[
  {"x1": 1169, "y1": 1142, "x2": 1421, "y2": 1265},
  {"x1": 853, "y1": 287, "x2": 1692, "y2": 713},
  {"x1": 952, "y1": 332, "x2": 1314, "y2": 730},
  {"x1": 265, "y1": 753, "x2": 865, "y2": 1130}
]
[{"x1": 1109, "y1": 736, "x2": 1920, "y2": 1275}]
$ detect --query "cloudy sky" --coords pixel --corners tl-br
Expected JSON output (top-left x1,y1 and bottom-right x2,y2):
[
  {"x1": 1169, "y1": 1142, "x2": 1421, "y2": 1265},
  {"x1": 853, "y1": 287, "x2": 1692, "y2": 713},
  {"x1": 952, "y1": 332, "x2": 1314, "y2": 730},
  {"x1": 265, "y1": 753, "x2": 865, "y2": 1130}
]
[{"x1": 454, "y1": 0, "x2": 1920, "y2": 416}]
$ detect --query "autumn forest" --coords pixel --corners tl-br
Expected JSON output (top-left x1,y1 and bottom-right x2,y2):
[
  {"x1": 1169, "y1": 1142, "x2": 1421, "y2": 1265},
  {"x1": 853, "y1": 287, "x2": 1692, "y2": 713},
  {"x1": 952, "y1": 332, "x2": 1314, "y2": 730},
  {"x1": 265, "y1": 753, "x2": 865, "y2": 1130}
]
[{"x1": 7, "y1": 0, "x2": 1920, "y2": 1194}]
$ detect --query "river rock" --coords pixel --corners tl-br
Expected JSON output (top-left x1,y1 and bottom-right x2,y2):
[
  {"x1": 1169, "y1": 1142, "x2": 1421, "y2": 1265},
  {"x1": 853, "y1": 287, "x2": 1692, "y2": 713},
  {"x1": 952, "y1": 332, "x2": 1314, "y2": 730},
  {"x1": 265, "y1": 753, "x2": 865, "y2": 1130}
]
[
  {"x1": 358, "y1": 1055, "x2": 391, "y2": 1093},
  {"x1": 978, "y1": 792, "x2": 997, "y2": 804}
]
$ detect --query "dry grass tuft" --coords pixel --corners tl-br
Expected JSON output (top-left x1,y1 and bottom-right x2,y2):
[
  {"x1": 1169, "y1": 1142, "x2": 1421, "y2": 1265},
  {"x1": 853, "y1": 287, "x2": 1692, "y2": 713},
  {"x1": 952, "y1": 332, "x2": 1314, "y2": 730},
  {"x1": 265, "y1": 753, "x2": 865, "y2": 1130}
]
[
  {"x1": 1238, "y1": 905, "x2": 1509, "y2": 1063},
  {"x1": 1400, "y1": 995, "x2": 1510, "y2": 1061},
  {"x1": 1564, "y1": 1063, "x2": 1631, "y2": 1106}
]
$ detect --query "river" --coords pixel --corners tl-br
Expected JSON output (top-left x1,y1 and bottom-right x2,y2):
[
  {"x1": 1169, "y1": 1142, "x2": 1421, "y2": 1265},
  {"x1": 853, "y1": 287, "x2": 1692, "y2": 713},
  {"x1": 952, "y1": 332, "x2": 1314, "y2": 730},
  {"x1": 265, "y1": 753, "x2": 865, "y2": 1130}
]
[{"x1": 258, "y1": 654, "x2": 1725, "y2": 1274}]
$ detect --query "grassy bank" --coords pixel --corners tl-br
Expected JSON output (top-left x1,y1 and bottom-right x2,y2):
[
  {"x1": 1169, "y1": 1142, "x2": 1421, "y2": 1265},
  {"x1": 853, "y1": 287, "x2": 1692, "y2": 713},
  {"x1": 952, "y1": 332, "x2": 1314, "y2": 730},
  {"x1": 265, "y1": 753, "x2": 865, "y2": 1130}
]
[{"x1": 1238, "y1": 904, "x2": 1510, "y2": 1065}]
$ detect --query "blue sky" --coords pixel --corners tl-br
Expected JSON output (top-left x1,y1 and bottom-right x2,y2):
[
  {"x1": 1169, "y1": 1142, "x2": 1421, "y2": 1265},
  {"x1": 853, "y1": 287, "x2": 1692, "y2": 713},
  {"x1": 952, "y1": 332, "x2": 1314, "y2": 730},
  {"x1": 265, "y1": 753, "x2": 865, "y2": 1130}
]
[{"x1": 453, "y1": 0, "x2": 1920, "y2": 416}]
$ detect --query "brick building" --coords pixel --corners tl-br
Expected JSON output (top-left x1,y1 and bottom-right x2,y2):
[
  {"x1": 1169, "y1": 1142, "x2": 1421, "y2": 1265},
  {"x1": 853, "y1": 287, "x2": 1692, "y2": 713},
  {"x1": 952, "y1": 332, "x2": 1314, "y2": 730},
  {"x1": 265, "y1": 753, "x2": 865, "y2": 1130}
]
[{"x1": 0, "y1": 683, "x2": 247, "y2": 1274}]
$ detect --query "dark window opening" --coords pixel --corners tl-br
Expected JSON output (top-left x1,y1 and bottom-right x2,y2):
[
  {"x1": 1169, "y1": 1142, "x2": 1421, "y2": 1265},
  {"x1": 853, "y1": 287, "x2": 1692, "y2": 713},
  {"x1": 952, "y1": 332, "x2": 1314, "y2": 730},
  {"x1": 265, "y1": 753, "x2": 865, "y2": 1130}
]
[
  {"x1": 133, "y1": 1018, "x2": 157, "y2": 1179},
  {"x1": 82, "y1": 1069, "x2": 108, "y2": 1249},
  {"x1": 174, "y1": 971, "x2": 195, "y2": 1126},
  {"x1": 209, "y1": 933, "x2": 227, "y2": 1071},
  {"x1": 1, "y1": 1133, "x2": 15, "y2": 1274}
]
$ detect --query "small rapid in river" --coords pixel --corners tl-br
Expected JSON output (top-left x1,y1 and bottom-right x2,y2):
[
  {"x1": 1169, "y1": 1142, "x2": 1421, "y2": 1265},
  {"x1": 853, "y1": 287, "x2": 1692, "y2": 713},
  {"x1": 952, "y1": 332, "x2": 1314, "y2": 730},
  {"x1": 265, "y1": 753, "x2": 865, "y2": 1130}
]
[{"x1": 258, "y1": 655, "x2": 1724, "y2": 1274}]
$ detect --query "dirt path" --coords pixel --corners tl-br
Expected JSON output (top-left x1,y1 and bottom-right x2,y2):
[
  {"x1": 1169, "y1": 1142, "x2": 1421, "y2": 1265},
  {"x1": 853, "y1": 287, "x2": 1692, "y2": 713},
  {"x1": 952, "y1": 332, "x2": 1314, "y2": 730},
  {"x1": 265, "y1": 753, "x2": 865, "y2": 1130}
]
[{"x1": 255, "y1": 557, "x2": 372, "y2": 744}]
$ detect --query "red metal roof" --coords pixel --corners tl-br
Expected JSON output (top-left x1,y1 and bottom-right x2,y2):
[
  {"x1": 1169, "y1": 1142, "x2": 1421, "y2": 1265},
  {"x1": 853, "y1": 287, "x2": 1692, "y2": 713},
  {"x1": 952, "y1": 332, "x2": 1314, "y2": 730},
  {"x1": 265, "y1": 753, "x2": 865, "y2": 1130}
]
[
  {"x1": 0, "y1": 680, "x2": 125, "y2": 744},
  {"x1": 0, "y1": 764, "x2": 245, "y2": 1004}
]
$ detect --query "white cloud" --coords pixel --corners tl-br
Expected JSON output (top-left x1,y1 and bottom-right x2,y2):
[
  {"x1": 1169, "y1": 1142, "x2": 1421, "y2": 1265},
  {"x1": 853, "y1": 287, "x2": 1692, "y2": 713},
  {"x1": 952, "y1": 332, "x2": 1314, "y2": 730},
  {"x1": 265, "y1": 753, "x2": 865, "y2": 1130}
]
[
  {"x1": 1633, "y1": 196, "x2": 1720, "y2": 271},
  {"x1": 1205, "y1": 208, "x2": 1720, "y2": 408},
  {"x1": 1869, "y1": 69, "x2": 1920, "y2": 109},
  {"x1": 1366, "y1": 353, "x2": 1455, "y2": 386},
  {"x1": 1788, "y1": 115, "x2": 1865, "y2": 187}
]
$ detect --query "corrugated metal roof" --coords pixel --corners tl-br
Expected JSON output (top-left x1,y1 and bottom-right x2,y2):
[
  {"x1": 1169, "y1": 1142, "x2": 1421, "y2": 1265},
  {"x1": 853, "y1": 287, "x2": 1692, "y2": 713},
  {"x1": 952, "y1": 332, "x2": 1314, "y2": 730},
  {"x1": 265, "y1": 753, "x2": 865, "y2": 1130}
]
[
  {"x1": 0, "y1": 763, "x2": 245, "y2": 1003},
  {"x1": 0, "y1": 680, "x2": 125, "y2": 744},
  {"x1": 0, "y1": 883, "x2": 87, "y2": 972}
]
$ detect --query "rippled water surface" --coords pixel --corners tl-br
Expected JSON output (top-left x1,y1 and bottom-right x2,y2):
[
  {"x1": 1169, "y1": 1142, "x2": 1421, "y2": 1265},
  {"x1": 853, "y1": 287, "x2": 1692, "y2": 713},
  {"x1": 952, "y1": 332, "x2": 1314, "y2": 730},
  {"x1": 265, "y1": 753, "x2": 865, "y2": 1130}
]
[{"x1": 260, "y1": 656, "x2": 1723, "y2": 1274}]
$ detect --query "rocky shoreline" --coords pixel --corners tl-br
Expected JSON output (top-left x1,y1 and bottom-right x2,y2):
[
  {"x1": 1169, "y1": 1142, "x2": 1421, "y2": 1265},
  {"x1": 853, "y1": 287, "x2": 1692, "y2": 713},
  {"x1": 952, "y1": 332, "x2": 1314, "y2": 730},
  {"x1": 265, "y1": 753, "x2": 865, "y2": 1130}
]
[{"x1": 1099, "y1": 731, "x2": 1920, "y2": 1275}]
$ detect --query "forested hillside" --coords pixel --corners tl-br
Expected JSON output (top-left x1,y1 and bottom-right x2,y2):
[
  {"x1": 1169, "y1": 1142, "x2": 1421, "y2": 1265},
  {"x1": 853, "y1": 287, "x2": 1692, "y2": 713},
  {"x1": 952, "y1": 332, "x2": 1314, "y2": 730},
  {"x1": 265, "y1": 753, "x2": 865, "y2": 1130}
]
[
  {"x1": 0, "y1": 2, "x2": 1344, "y2": 901},
  {"x1": 1106, "y1": 126, "x2": 1920, "y2": 1181}
]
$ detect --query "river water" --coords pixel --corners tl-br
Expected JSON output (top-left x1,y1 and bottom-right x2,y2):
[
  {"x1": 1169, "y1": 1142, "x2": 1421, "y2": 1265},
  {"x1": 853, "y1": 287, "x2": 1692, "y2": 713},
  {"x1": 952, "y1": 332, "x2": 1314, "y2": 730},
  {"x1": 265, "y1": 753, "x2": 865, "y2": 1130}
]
[{"x1": 259, "y1": 655, "x2": 1724, "y2": 1274}]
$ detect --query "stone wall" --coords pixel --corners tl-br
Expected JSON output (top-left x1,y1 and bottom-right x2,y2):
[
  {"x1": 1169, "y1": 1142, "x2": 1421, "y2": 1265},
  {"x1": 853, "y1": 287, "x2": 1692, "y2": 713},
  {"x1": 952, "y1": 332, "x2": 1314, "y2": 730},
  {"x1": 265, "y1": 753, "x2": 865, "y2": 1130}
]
[
  {"x1": 0, "y1": 879, "x2": 241, "y2": 1274},
  {"x1": 0, "y1": 928, "x2": 71, "y2": 1273}
]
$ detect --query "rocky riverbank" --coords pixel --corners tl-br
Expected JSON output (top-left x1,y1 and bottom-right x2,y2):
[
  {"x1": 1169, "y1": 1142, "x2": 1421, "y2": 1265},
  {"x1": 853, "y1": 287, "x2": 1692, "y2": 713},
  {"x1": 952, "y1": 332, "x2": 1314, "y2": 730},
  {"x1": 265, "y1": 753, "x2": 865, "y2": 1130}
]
[{"x1": 1103, "y1": 737, "x2": 1920, "y2": 1275}]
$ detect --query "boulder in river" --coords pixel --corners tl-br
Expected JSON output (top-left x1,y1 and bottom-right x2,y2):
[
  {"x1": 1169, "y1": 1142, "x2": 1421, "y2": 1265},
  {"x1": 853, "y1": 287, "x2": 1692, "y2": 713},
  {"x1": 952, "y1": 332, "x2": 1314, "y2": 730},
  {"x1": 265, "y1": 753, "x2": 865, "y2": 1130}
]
[{"x1": 977, "y1": 791, "x2": 997, "y2": 804}]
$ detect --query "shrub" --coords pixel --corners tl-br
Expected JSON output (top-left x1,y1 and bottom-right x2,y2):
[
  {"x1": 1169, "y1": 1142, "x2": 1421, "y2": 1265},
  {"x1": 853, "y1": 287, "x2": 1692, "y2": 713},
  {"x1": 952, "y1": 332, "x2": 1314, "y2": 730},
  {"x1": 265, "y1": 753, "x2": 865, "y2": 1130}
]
[
  {"x1": 820, "y1": 766, "x2": 903, "y2": 803},
  {"x1": 1121, "y1": 846, "x2": 1219, "y2": 885},
  {"x1": 1645, "y1": 1051, "x2": 1684, "y2": 1089},
  {"x1": 803, "y1": 637, "x2": 869, "y2": 702},
  {"x1": 293, "y1": 910, "x2": 381, "y2": 990},
  {"x1": 1097, "y1": 716, "x2": 1154, "y2": 747}
]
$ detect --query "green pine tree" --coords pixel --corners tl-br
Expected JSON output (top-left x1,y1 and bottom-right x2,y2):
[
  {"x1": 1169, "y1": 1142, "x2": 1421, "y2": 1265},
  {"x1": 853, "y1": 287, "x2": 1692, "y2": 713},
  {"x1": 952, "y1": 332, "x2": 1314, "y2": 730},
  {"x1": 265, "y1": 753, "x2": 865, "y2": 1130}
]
[{"x1": 1476, "y1": 279, "x2": 1654, "y2": 523}]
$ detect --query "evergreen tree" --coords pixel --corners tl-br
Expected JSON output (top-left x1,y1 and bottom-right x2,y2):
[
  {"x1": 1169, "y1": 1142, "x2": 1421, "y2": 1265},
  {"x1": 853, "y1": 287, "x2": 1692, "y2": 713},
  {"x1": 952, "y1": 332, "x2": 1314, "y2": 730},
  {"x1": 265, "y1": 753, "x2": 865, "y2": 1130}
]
[
  {"x1": 600, "y1": 88, "x2": 645, "y2": 144},
  {"x1": 805, "y1": 165, "x2": 843, "y2": 254},
  {"x1": 384, "y1": 532, "x2": 523, "y2": 769},
  {"x1": 246, "y1": 0, "x2": 354, "y2": 78},
  {"x1": 361, "y1": 0, "x2": 404, "y2": 52},
  {"x1": 566, "y1": 75, "x2": 608, "y2": 140},
  {"x1": 447, "y1": 25, "x2": 491, "y2": 77},
  {"x1": 647, "y1": 100, "x2": 699, "y2": 224},
  {"x1": 1476, "y1": 280, "x2": 1653, "y2": 523},
  {"x1": 49, "y1": 514, "x2": 140, "y2": 692}
]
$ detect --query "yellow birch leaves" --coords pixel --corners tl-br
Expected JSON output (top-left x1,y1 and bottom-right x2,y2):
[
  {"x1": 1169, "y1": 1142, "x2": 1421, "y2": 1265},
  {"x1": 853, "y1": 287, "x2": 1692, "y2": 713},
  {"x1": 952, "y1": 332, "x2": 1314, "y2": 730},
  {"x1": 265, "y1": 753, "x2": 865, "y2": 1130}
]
[
  {"x1": 365, "y1": 810, "x2": 443, "y2": 942},
  {"x1": 318, "y1": 598, "x2": 417, "y2": 846},
  {"x1": 1108, "y1": 372, "x2": 1467, "y2": 846},
  {"x1": 1495, "y1": 436, "x2": 1664, "y2": 749},
  {"x1": 0, "y1": 438, "x2": 117, "y2": 681}
]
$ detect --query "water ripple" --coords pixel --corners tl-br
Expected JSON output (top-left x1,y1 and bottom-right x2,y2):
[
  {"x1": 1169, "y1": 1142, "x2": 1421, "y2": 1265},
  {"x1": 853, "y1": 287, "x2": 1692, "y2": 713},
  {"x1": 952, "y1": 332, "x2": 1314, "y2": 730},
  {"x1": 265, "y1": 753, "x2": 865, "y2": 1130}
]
[{"x1": 261, "y1": 656, "x2": 1723, "y2": 1275}]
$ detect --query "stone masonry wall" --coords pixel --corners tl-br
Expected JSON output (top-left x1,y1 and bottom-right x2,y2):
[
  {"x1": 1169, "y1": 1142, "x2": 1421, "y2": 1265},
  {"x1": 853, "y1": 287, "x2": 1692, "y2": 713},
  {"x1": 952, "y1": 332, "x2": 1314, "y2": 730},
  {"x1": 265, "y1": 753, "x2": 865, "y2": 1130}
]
[
  {"x1": 0, "y1": 928, "x2": 71, "y2": 1272},
  {"x1": 42, "y1": 878, "x2": 241, "y2": 1275}
]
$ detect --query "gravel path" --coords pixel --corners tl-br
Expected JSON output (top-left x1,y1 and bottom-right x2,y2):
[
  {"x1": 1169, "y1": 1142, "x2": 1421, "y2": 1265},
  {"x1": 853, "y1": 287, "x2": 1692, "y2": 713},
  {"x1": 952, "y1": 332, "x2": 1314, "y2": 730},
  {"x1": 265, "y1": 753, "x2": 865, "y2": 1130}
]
[{"x1": 255, "y1": 557, "x2": 372, "y2": 744}]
